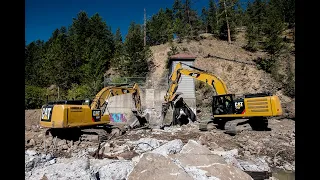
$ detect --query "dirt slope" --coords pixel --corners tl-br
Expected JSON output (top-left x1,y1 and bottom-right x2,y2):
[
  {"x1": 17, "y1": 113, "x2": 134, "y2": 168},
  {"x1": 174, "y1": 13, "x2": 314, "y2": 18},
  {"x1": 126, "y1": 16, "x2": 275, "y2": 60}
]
[{"x1": 25, "y1": 109, "x2": 41, "y2": 128}]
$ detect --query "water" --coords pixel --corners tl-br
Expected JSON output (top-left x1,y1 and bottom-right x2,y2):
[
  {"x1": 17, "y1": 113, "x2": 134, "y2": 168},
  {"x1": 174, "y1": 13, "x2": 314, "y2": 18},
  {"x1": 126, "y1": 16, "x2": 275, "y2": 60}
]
[{"x1": 272, "y1": 169, "x2": 295, "y2": 180}]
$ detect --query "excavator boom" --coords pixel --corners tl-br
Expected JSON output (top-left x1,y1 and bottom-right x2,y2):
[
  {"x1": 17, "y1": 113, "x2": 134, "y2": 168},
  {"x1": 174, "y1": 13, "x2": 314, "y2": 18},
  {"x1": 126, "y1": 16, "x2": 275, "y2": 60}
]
[
  {"x1": 90, "y1": 83, "x2": 142, "y2": 115},
  {"x1": 164, "y1": 62, "x2": 228, "y2": 103}
]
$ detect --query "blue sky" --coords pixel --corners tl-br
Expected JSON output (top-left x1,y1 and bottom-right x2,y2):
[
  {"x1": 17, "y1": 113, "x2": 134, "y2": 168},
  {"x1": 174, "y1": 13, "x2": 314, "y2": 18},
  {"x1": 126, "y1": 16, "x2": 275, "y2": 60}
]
[{"x1": 26, "y1": 0, "x2": 249, "y2": 44}]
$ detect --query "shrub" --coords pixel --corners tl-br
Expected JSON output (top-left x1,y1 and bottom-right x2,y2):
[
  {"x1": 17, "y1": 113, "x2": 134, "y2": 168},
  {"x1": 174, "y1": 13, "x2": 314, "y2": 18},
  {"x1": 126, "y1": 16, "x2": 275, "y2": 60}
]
[
  {"x1": 255, "y1": 57, "x2": 275, "y2": 73},
  {"x1": 166, "y1": 44, "x2": 179, "y2": 69},
  {"x1": 67, "y1": 84, "x2": 92, "y2": 100},
  {"x1": 25, "y1": 85, "x2": 47, "y2": 109}
]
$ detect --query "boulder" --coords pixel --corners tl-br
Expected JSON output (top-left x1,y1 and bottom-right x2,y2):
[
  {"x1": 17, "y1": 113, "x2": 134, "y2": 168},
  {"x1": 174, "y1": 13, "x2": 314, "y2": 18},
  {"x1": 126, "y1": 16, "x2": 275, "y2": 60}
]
[
  {"x1": 127, "y1": 153, "x2": 192, "y2": 180},
  {"x1": 98, "y1": 160, "x2": 134, "y2": 180},
  {"x1": 26, "y1": 157, "x2": 92, "y2": 180},
  {"x1": 134, "y1": 138, "x2": 160, "y2": 153},
  {"x1": 170, "y1": 139, "x2": 253, "y2": 180},
  {"x1": 171, "y1": 153, "x2": 253, "y2": 180},
  {"x1": 180, "y1": 139, "x2": 212, "y2": 154},
  {"x1": 151, "y1": 139, "x2": 183, "y2": 156}
]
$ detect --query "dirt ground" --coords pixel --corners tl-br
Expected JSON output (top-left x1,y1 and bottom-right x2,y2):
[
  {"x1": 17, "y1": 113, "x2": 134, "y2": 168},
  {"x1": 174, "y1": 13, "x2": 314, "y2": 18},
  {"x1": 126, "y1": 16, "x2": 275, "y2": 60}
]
[{"x1": 25, "y1": 109, "x2": 295, "y2": 170}]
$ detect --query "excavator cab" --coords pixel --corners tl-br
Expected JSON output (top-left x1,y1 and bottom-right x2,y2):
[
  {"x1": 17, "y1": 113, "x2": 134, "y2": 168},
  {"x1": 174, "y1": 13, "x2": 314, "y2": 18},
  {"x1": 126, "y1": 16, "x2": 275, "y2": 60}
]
[
  {"x1": 212, "y1": 94, "x2": 234, "y2": 115},
  {"x1": 212, "y1": 94, "x2": 246, "y2": 115}
]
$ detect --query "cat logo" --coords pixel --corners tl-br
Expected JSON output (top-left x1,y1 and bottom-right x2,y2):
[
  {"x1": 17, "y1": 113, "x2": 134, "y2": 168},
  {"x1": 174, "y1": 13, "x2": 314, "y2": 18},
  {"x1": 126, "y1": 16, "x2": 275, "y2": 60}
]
[
  {"x1": 189, "y1": 73, "x2": 200, "y2": 78},
  {"x1": 235, "y1": 102, "x2": 243, "y2": 109},
  {"x1": 42, "y1": 107, "x2": 52, "y2": 120}
]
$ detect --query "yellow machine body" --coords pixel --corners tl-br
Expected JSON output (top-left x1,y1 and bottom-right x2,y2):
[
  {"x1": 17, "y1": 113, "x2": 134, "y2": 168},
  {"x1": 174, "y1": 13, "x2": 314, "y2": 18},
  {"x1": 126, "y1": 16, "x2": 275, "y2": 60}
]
[
  {"x1": 162, "y1": 62, "x2": 283, "y2": 121},
  {"x1": 40, "y1": 83, "x2": 143, "y2": 129},
  {"x1": 214, "y1": 95, "x2": 283, "y2": 118},
  {"x1": 40, "y1": 105, "x2": 109, "y2": 128}
]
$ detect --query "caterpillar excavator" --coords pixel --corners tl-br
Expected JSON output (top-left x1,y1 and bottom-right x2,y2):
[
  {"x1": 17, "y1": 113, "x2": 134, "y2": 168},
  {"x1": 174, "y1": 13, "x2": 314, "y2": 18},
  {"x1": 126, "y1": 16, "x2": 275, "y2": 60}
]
[
  {"x1": 160, "y1": 62, "x2": 283, "y2": 135},
  {"x1": 40, "y1": 83, "x2": 149, "y2": 142}
]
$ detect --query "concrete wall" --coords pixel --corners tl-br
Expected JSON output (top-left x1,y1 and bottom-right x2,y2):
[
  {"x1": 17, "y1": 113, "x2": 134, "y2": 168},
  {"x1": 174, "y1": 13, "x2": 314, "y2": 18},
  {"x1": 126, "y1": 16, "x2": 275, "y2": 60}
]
[
  {"x1": 145, "y1": 89, "x2": 167, "y2": 110},
  {"x1": 105, "y1": 94, "x2": 135, "y2": 124},
  {"x1": 103, "y1": 87, "x2": 196, "y2": 126}
]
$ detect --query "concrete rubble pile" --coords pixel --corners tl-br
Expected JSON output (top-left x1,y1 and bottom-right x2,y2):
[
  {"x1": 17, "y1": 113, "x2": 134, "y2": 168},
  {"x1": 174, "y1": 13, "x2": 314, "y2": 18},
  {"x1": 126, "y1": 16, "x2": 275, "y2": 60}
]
[
  {"x1": 26, "y1": 135, "x2": 275, "y2": 180},
  {"x1": 26, "y1": 118, "x2": 295, "y2": 180}
]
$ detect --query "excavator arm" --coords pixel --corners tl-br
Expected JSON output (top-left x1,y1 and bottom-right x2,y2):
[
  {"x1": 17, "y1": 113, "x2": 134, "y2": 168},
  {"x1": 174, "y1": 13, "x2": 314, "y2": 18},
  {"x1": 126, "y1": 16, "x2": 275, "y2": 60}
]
[
  {"x1": 161, "y1": 62, "x2": 229, "y2": 127},
  {"x1": 90, "y1": 83, "x2": 142, "y2": 115},
  {"x1": 90, "y1": 83, "x2": 147, "y2": 128},
  {"x1": 131, "y1": 83, "x2": 142, "y2": 113},
  {"x1": 164, "y1": 62, "x2": 228, "y2": 103}
]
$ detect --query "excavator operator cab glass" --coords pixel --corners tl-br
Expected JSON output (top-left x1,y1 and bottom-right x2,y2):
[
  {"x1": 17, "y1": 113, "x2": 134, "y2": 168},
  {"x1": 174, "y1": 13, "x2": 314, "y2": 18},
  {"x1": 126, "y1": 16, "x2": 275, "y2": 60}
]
[
  {"x1": 83, "y1": 99, "x2": 91, "y2": 106},
  {"x1": 212, "y1": 94, "x2": 235, "y2": 115}
]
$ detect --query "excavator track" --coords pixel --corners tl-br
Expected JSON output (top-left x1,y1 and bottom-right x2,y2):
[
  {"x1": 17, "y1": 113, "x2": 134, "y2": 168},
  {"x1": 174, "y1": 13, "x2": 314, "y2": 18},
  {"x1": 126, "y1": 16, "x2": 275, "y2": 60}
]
[
  {"x1": 224, "y1": 119, "x2": 250, "y2": 135},
  {"x1": 81, "y1": 129, "x2": 109, "y2": 142}
]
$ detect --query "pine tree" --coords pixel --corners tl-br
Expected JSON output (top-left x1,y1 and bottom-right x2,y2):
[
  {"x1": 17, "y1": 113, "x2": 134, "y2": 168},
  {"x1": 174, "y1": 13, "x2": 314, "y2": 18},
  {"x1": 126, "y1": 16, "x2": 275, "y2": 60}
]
[
  {"x1": 112, "y1": 28, "x2": 124, "y2": 69},
  {"x1": 245, "y1": 22, "x2": 260, "y2": 51},
  {"x1": 43, "y1": 30, "x2": 75, "y2": 90},
  {"x1": 271, "y1": 0, "x2": 295, "y2": 27},
  {"x1": 208, "y1": 0, "x2": 219, "y2": 35},
  {"x1": 183, "y1": 0, "x2": 201, "y2": 39},
  {"x1": 244, "y1": 0, "x2": 267, "y2": 50},
  {"x1": 68, "y1": 11, "x2": 91, "y2": 82},
  {"x1": 234, "y1": 0, "x2": 244, "y2": 27},
  {"x1": 255, "y1": 0, "x2": 285, "y2": 73},
  {"x1": 250, "y1": 0, "x2": 267, "y2": 33},
  {"x1": 80, "y1": 13, "x2": 115, "y2": 93},
  {"x1": 165, "y1": 8, "x2": 175, "y2": 42},
  {"x1": 25, "y1": 40, "x2": 48, "y2": 87},
  {"x1": 263, "y1": 0, "x2": 285, "y2": 58},
  {"x1": 200, "y1": 7, "x2": 208, "y2": 33},
  {"x1": 217, "y1": 0, "x2": 237, "y2": 42},
  {"x1": 123, "y1": 22, "x2": 151, "y2": 77},
  {"x1": 243, "y1": 0, "x2": 252, "y2": 26},
  {"x1": 173, "y1": 0, "x2": 184, "y2": 20},
  {"x1": 146, "y1": 8, "x2": 174, "y2": 46}
]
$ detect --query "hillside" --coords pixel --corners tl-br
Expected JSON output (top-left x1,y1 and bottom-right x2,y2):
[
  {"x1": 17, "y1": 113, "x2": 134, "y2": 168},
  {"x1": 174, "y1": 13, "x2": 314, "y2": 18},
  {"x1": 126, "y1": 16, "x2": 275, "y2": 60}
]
[{"x1": 148, "y1": 32, "x2": 295, "y2": 119}]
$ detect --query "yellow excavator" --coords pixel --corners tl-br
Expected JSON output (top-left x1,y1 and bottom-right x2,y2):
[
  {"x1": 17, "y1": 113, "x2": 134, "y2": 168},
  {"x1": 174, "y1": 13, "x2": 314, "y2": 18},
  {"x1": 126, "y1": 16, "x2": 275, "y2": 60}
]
[
  {"x1": 40, "y1": 83, "x2": 148, "y2": 142},
  {"x1": 160, "y1": 62, "x2": 283, "y2": 135}
]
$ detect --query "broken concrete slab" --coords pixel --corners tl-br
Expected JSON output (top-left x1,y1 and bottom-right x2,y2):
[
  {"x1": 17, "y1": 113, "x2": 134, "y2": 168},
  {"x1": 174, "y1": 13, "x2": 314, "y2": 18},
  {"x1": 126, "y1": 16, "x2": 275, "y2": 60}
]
[
  {"x1": 127, "y1": 153, "x2": 193, "y2": 180},
  {"x1": 180, "y1": 139, "x2": 212, "y2": 154},
  {"x1": 170, "y1": 152, "x2": 252, "y2": 180},
  {"x1": 134, "y1": 138, "x2": 160, "y2": 153},
  {"x1": 198, "y1": 163, "x2": 254, "y2": 180},
  {"x1": 151, "y1": 139, "x2": 183, "y2": 156},
  {"x1": 168, "y1": 139, "x2": 253, "y2": 180},
  {"x1": 26, "y1": 149, "x2": 38, "y2": 156},
  {"x1": 97, "y1": 160, "x2": 134, "y2": 180},
  {"x1": 238, "y1": 157, "x2": 272, "y2": 180},
  {"x1": 212, "y1": 148, "x2": 239, "y2": 157},
  {"x1": 238, "y1": 157, "x2": 270, "y2": 172},
  {"x1": 170, "y1": 153, "x2": 227, "y2": 167},
  {"x1": 212, "y1": 149, "x2": 243, "y2": 170},
  {"x1": 26, "y1": 157, "x2": 92, "y2": 180}
]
